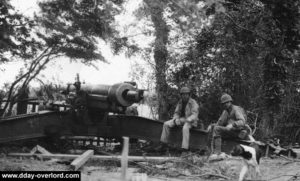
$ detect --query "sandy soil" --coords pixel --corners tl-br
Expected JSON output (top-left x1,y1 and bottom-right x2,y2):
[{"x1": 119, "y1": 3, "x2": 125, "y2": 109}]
[{"x1": 1, "y1": 155, "x2": 300, "y2": 181}]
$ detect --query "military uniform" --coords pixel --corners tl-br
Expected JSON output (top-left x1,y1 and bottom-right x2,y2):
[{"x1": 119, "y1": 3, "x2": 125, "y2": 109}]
[
  {"x1": 211, "y1": 94, "x2": 248, "y2": 155},
  {"x1": 160, "y1": 97, "x2": 199, "y2": 149},
  {"x1": 213, "y1": 105, "x2": 247, "y2": 138}
]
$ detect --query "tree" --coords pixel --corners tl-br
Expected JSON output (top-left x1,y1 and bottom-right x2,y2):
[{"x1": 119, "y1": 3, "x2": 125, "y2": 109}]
[
  {"x1": 1, "y1": 0, "x2": 129, "y2": 116},
  {"x1": 0, "y1": 0, "x2": 37, "y2": 62},
  {"x1": 260, "y1": 0, "x2": 300, "y2": 141},
  {"x1": 168, "y1": 0, "x2": 300, "y2": 141},
  {"x1": 1, "y1": 0, "x2": 41, "y2": 115},
  {"x1": 142, "y1": 0, "x2": 170, "y2": 120},
  {"x1": 132, "y1": 0, "x2": 214, "y2": 120}
]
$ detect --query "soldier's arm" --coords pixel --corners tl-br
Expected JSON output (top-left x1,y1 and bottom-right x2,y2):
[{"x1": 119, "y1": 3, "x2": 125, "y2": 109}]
[
  {"x1": 233, "y1": 109, "x2": 246, "y2": 127},
  {"x1": 217, "y1": 110, "x2": 228, "y2": 126},
  {"x1": 173, "y1": 103, "x2": 180, "y2": 119},
  {"x1": 186, "y1": 101, "x2": 199, "y2": 122}
]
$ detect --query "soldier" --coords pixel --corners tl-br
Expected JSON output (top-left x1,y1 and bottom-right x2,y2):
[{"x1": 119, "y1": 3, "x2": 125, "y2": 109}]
[
  {"x1": 125, "y1": 104, "x2": 138, "y2": 116},
  {"x1": 156, "y1": 87, "x2": 199, "y2": 153},
  {"x1": 208, "y1": 93, "x2": 248, "y2": 158}
]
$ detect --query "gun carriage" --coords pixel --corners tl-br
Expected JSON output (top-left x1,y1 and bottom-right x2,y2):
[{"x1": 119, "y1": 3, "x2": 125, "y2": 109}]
[{"x1": 0, "y1": 76, "x2": 256, "y2": 154}]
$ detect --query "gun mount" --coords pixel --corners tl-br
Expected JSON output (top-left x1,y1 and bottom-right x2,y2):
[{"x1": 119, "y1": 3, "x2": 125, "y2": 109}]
[
  {"x1": 67, "y1": 83, "x2": 143, "y2": 114},
  {"x1": 61, "y1": 75, "x2": 144, "y2": 127},
  {"x1": 65, "y1": 75, "x2": 143, "y2": 114},
  {"x1": 0, "y1": 75, "x2": 213, "y2": 154}
]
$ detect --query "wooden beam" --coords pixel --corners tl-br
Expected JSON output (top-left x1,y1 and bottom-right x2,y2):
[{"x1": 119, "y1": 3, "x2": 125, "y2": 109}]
[
  {"x1": 30, "y1": 145, "x2": 51, "y2": 155},
  {"x1": 8, "y1": 153, "x2": 177, "y2": 161},
  {"x1": 121, "y1": 137, "x2": 129, "y2": 181},
  {"x1": 30, "y1": 147, "x2": 37, "y2": 154},
  {"x1": 70, "y1": 150, "x2": 94, "y2": 171},
  {"x1": 36, "y1": 145, "x2": 52, "y2": 155},
  {"x1": 294, "y1": 149, "x2": 300, "y2": 159}
]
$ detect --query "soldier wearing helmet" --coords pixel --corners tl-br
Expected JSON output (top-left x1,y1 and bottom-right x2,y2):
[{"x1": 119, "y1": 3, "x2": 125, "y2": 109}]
[
  {"x1": 156, "y1": 86, "x2": 199, "y2": 153},
  {"x1": 208, "y1": 93, "x2": 248, "y2": 159}
]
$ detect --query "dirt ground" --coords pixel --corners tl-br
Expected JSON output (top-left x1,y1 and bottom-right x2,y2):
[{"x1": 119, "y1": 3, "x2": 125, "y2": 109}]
[{"x1": 1, "y1": 154, "x2": 300, "y2": 181}]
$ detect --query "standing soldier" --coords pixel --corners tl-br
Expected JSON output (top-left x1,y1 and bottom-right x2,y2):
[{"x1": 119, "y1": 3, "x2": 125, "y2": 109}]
[
  {"x1": 209, "y1": 93, "x2": 248, "y2": 158},
  {"x1": 156, "y1": 87, "x2": 199, "y2": 153}
]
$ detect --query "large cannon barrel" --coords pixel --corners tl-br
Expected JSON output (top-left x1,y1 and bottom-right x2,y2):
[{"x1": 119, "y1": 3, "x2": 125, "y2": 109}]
[{"x1": 69, "y1": 82, "x2": 144, "y2": 113}]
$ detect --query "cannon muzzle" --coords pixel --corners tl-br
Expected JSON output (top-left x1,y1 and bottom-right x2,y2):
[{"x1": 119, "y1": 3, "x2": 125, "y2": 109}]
[{"x1": 68, "y1": 82, "x2": 144, "y2": 113}]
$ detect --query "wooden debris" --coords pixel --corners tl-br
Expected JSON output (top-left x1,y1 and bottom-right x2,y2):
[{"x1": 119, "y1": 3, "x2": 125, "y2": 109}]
[
  {"x1": 269, "y1": 173, "x2": 300, "y2": 181},
  {"x1": 279, "y1": 155, "x2": 294, "y2": 161},
  {"x1": 8, "y1": 153, "x2": 177, "y2": 162},
  {"x1": 30, "y1": 147, "x2": 37, "y2": 154},
  {"x1": 30, "y1": 145, "x2": 51, "y2": 155},
  {"x1": 68, "y1": 149, "x2": 85, "y2": 154},
  {"x1": 130, "y1": 173, "x2": 147, "y2": 181},
  {"x1": 292, "y1": 148, "x2": 300, "y2": 159},
  {"x1": 121, "y1": 137, "x2": 129, "y2": 181},
  {"x1": 265, "y1": 144, "x2": 270, "y2": 157},
  {"x1": 184, "y1": 173, "x2": 230, "y2": 180},
  {"x1": 70, "y1": 150, "x2": 94, "y2": 171}
]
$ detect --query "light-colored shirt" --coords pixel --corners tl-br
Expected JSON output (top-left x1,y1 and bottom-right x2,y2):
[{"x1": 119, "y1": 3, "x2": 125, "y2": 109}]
[{"x1": 173, "y1": 98, "x2": 199, "y2": 124}]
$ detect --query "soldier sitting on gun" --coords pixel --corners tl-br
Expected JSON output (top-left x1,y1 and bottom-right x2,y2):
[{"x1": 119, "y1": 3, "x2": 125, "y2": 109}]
[
  {"x1": 208, "y1": 93, "x2": 251, "y2": 159},
  {"x1": 156, "y1": 87, "x2": 199, "y2": 153}
]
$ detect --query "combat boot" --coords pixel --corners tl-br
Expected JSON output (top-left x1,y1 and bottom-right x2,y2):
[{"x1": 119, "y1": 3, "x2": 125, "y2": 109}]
[
  {"x1": 180, "y1": 148, "x2": 190, "y2": 157},
  {"x1": 209, "y1": 136, "x2": 224, "y2": 161},
  {"x1": 154, "y1": 142, "x2": 168, "y2": 152}
]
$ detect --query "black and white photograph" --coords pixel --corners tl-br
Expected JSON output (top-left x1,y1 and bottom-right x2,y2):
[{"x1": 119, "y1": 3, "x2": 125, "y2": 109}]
[{"x1": 1, "y1": 0, "x2": 300, "y2": 180}]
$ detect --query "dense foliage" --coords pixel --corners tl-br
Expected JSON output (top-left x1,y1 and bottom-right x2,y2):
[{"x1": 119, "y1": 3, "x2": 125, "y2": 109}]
[
  {"x1": 0, "y1": 0, "x2": 128, "y2": 116},
  {"x1": 0, "y1": 0, "x2": 37, "y2": 62},
  {"x1": 168, "y1": 0, "x2": 300, "y2": 142}
]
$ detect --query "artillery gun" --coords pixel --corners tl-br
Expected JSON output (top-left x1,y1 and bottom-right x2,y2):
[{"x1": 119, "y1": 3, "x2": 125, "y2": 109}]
[
  {"x1": 63, "y1": 74, "x2": 144, "y2": 124},
  {"x1": 0, "y1": 75, "x2": 150, "y2": 144},
  {"x1": 1, "y1": 75, "x2": 250, "y2": 154},
  {"x1": 1, "y1": 75, "x2": 296, "y2": 160}
]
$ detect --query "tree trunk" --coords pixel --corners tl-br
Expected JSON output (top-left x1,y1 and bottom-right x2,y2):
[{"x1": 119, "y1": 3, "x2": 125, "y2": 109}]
[
  {"x1": 145, "y1": 0, "x2": 170, "y2": 121},
  {"x1": 16, "y1": 87, "x2": 29, "y2": 115}
]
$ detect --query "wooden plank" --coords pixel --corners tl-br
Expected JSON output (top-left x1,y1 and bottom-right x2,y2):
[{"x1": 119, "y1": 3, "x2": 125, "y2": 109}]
[
  {"x1": 8, "y1": 153, "x2": 177, "y2": 161},
  {"x1": 271, "y1": 170, "x2": 300, "y2": 181},
  {"x1": 36, "y1": 145, "x2": 52, "y2": 155},
  {"x1": 292, "y1": 148, "x2": 300, "y2": 159},
  {"x1": 30, "y1": 147, "x2": 37, "y2": 154},
  {"x1": 121, "y1": 137, "x2": 129, "y2": 181},
  {"x1": 70, "y1": 150, "x2": 94, "y2": 171},
  {"x1": 30, "y1": 145, "x2": 51, "y2": 155}
]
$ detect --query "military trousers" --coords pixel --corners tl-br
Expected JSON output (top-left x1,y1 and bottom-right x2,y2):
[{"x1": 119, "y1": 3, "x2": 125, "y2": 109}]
[
  {"x1": 213, "y1": 125, "x2": 241, "y2": 138},
  {"x1": 160, "y1": 118, "x2": 194, "y2": 149}
]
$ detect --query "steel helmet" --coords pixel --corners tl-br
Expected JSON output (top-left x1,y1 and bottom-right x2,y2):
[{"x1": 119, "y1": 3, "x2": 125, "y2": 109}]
[
  {"x1": 180, "y1": 87, "x2": 191, "y2": 94},
  {"x1": 221, "y1": 93, "x2": 233, "y2": 104}
]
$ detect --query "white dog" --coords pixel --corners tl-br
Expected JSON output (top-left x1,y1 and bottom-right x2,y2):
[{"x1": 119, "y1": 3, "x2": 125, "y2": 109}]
[{"x1": 231, "y1": 143, "x2": 262, "y2": 181}]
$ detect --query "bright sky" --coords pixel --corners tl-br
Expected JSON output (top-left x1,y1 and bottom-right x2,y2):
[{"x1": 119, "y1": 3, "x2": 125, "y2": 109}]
[{"x1": 0, "y1": 0, "x2": 148, "y2": 87}]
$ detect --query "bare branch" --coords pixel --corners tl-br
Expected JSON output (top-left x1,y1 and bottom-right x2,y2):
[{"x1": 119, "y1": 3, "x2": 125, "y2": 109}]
[{"x1": 1, "y1": 47, "x2": 53, "y2": 117}]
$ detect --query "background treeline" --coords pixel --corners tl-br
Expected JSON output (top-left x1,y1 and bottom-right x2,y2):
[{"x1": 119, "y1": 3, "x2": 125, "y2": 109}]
[
  {"x1": 1, "y1": 0, "x2": 300, "y2": 144},
  {"x1": 165, "y1": 0, "x2": 300, "y2": 144}
]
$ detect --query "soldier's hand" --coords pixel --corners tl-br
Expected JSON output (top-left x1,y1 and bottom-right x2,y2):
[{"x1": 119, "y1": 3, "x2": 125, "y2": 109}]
[
  {"x1": 207, "y1": 125, "x2": 212, "y2": 132},
  {"x1": 179, "y1": 117, "x2": 186, "y2": 124},
  {"x1": 174, "y1": 118, "x2": 181, "y2": 126},
  {"x1": 186, "y1": 117, "x2": 192, "y2": 123},
  {"x1": 226, "y1": 124, "x2": 233, "y2": 130},
  {"x1": 207, "y1": 123, "x2": 215, "y2": 132}
]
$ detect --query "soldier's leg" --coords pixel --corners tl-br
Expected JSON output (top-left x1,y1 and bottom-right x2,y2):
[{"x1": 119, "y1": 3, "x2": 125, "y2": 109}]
[
  {"x1": 213, "y1": 125, "x2": 232, "y2": 137},
  {"x1": 160, "y1": 119, "x2": 176, "y2": 143},
  {"x1": 213, "y1": 136, "x2": 222, "y2": 154},
  {"x1": 212, "y1": 126, "x2": 233, "y2": 154},
  {"x1": 182, "y1": 122, "x2": 193, "y2": 149}
]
